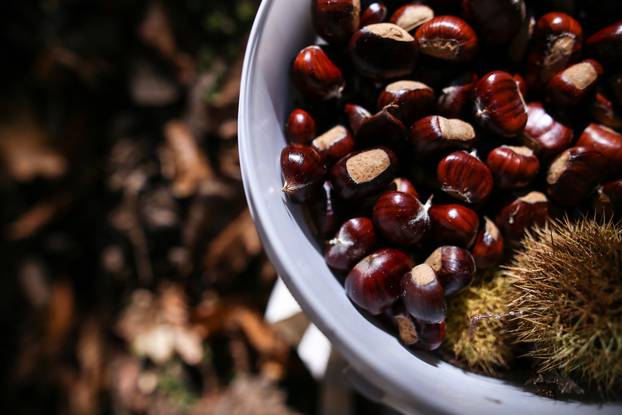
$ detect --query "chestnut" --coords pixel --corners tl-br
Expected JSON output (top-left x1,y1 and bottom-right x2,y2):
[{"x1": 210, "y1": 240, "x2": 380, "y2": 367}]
[
  {"x1": 330, "y1": 147, "x2": 398, "y2": 200},
  {"x1": 495, "y1": 191, "x2": 549, "y2": 243},
  {"x1": 387, "y1": 177, "x2": 419, "y2": 200},
  {"x1": 410, "y1": 115, "x2": 476, "y2": 159},
  {"x1": 486, "y1": 145, "x2": 540, "y2": 189},
  {"x1": 576, "y1": 124, "x2": 622, "y2": 177},
  {"x1": 360, "y1": 2, "x2": 388, "y2": 27},
  {"x1": 373, "y1": 191, "x2": 431, "y2": 245},
  {"x1": 355, "y1": 106, "x2": 407, "y2": 148},
  {"x1": 508, "y1": 14, "x2": 534, "y2": 63},
  {"x1": 345, "y1": 248, "x2": 414, "y2": 315},
  {"x1": 349, "y1": 23, "x2": 418, "y2": 79},
  {"x1": 415, "y1": 16, "x2": 478, "y2": 62},
  {"x1": 590, "y1": 92, "x2": 622, "y2": 131},
  {"x1": 471, "y1": 217, "x2": 504, "y2": 269},
  {"x1": 292, "y1": 46, "x2": 345, "y2": 100},
  {"x1": 546, "y1": 59, "x2": 603, "y2": 107},
  {"x1": 425, "y1": 246, "x2": 476, "y2": 296},
  {"x1": 462, "y1": 0, "x2": 526, "y2": 45},
  {"x1": 522, "y1": 102, "x2": 573, "y2": 160},
  {"x1": 437, "y1": 73, "x2": 478, "y2": 118},
  {"x1": 286, "y1": 108, "x2": 317, "y2": 144},
  {"x1": 594, "y1": 179, "x2": 622, "y2": 215},
  {"x1": 377, "y1": 80, "x2": 435, "y2": 125},
  {"x1": 345, "y1": 103, "x2": 371, "y2": 134},
  {"x1": 312, "y1": 0, "x2": 361, "y2": 45},
  {"x1": 308, "y1": 180, "x2": 344, "y2": 238},
  {"x1": 437, "y1": 150, "x2": 493, "y2": 204},
  {"x1": 474, "y1": 71, "x2": 528, "y2": 137},
  {"x1": 390, "y1": 3, "x2": 434, "y2": 34},
  {"x1": 428, "y1": 203, "x2": 480, "y2": 248},
  {"x1": 388, "y1": 306, "x2": 420, "y2": 345},
  {"x1": 280, "y1": 144, "x2": 326, "y2": 203},
  {"x1": 585, "y1": 20, "x2": 622, "y2": 66},
  {"x1": 402, "y1": 263, "x2": 446, "y2": 324},
  {"x1": 311, "y1": 125, "x2": 355, "y2": 163},
  {"x1": 324, "y1": 217, "x2": 377, "y2": 272},
  {"x1": 415, "y1": 319, "x2": 446, "y2": 351}
]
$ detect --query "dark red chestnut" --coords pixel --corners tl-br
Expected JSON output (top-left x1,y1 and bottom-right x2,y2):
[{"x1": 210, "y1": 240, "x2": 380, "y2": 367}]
[
  {"x1": 437, "y1": 73, "x2": 478, "y2": 118},
  {"x1": 349, "y1": 23, "x2": 418, "y2": 79},
  {"x1": 345, "y1": 248, "x2": 414, "y2": 315},
  {"x1": 522, "y1": 102, "x2": 574, "y2": 160},
  {"x1": 324, "y1": 217, "x2": 377, "y2": 272},
  {"x1": 292, "y1": 46, "x2": 345, "y2": 100},
  {"x1": 410, "y1": 115, "x2": 476, "y2": 158},
  {"x1": 415, "y1": 16, "x2": 478, "y2": 62},
  {"x1": 286, "y1": 108, "x2": 317, "y2": 144},
  {"x1": 590, "y1": 92, "x2": 622, "y2": 131},
  {"x1": 331, "y1": 147, "x2": 398, "y2": 200},
  {"x1": 280, "y1": 144, "x2": 326, "y2": 203},
  {"x1": 373, "y1": 191, "x2": 431, "y2": 245},
  {"x1": 486, "y1": 145, "x2": 540, "y2": 189},
  {"x1": 390, "y1": 3, "x2": 434, "y2": 34},
  {"x1": 308, "y1": 180, "x2": 344, "y2": 238},
  {"x1": 312, "y1": 0, "x2": 361, "y2": 45},
  {"x1": 462, "y1": 0, "x2": 526, "y2": 45},
  {"x1": 474, "y1": 70, "x2": 528, "y2": 137},
  {"x1": 576, "y1": 123, "x2": 622, "y2": 177},
  {"x1": 547, "y1": 59, "x2": 603, "y2": 107},
  {"x1": 377, "y1": 80, "x2": 435, "y2": 125},
  {"x1": 471, "y1": 217, "x2": 504, "y2": 269},
  {"x1": 428, "y1": 203, "x2": 480, "y2": 248},
  {"x1": 425, "y1": 246, "x2": 475, "y2": 295},
  {"x1": 402, "y1": 263, "x2": 446, "y2": 323},
  {"x1": 360, "y1": 2, "x2": 388, "y2": 27},
  {"x1": 437, "y1": 150, "x2": 493, "y2": 204},
  {"x1": 345, "y1": 103, "x2": 372, "y2": 134},
  {"x1": 495, "y1": 191, "x2": 549, "y2": 243},
  {"x1": 594, "y1": 179, "x2": 622, "y2": 215},
  {"x1": 355, "y1": 106, "x2": 407, "y2": 148},
  {"x1": 586, "y1": 20, "x2": 622, "y2": 66},
  {"x1": 415, "y1": 319, "x2": 446, "y2": 351},
  {"x1": 311, "y1": 125, "x2": 355, "y2": 163},
  {"x1": 387, "y1": 177, "x2": 419, "y2": 199}
]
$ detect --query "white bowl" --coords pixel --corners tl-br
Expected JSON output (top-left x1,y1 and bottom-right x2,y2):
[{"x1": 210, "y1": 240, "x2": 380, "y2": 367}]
[{"x1": 238, "y1": 1, "x2": 622, "y2": 413}]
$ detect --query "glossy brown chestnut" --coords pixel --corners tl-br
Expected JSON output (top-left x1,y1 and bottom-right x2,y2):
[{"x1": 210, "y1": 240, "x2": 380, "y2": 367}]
[
  {"x1": 576, "y1": 124, "x2": 622, "y2": 177},
  {"x1": 495, "y1": 191, "x2": 549, "y2": 242},
  {"x1": 410, "y1": 115, "x2": 476, "y2": 158},
  {"x1": 486, "y1": 145, "x2": 539, "y2": 189},
  {"x1": 292, "y1": 46, "x2": 345, "y2": 100},
  {"x1": 474, "y1": 71, "x2": 528, "y2": 137},
  {"x1": 585, "y1": 20, "x2": 622, "y2": 65},
  {"x1": 471, "y1": 217, "x2": 504, "y2": 269},
  {"x1": 349, "y1": 23, "x2": 418, "y2": 79},
  {"x1": 330, "y1": 147, "x2": 398, "y2": 200},
  {"x1": 547, "y1": 59, "x2": 603, "y2": 107},
  {"x1": 280, "y1": 144, "x2": 326, "y2": 203},
  {"x1": 360, "y1": 2, "x2": 388, "y2": 27},
  {"x1": 312, "y1": 0, "x2": 361, "y2": 45},
  {"x1": 402, "y1": 263, "x2": 446, "y2": 323},
  {"x1": 324, "y1": 217, "x2": 377, "y2": 272},
  {"x1": 437, "y1": 73, "x2": 478, "y2": 118},
  {"x1": 590, "y1": 92, "x2": 622, "y2": 130},
  {"x1": 345, "y1": 248, "x2": 414, "y2": 315},
  {"x1": 311, "y1": 125, "x2": 355, "y2": 163},
  {"x1": 345, "y1": 103, "x2": 371, "y2": 134},
  {"x1": 522, "y1": 102, "x2": 574, "y2": 160},
  {"x1": 415, "y1": 16, "x2": 478, "y2": 62},
  {"x1": 462, "y1": 0, "x2": 526, "y2": 45},
  {"x1": 415, "y1": 319, "x2": 446, "y2": 351},
  {"x1": 355, "y1": 106, "x2": 407, "y2": 148},
  {"x1": 286, "y1": 108, "x2": 317, "y2": 144},
  {"x1": 594, "y1": 179, "x2": 622, "y2": 214},
  {"x1": 437, "y1": 151, "x2": 493, "y2": 204},
  {"x1": 390, "y1": 3, "x2": 434, "y2": 33},
  {"x1": 387, "y1": 177, "x2": 419, "y2": 200},
  {"x1": 308, "y1": 180, "x2": 344, "y2": 238},
  {"x1": 428, "y1": 203, "x2": 480, "y2": 248},
  {"x1": 373, "y1": 191, "x2": 431, "y2": 245},
  {"x1": 425, "y1": 246, "x2": 476, "y2": 295},
  {"x1": 377, "y1": 80, "x2": 435, "y2": 125}
]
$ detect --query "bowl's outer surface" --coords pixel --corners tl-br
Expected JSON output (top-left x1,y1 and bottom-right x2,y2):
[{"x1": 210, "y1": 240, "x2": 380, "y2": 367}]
[{"x1": 238, "y1": 1, "x2": 622, "y2": 413}]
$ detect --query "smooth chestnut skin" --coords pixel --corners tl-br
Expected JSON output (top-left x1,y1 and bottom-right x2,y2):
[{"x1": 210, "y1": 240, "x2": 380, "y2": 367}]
[
  {"x1": 345, "y1": 103, "x2": 371, "y2": 134},
  {"x1": 590, "y1": 92, "x2": 622, "y2": 130},
  {"x1": 292, "y1": 46, "x2": 345, "y2": 100},
  {"x1": 280, "y1": 144, "x2": 326, "y2": 203},
  {"x1": 390, "y1": 3, "x2": 434, "y2": 33},
  {"x1": 415, "y1": 320, "x2": 446, "y2": 351},
  {"x1": 355, "y1": 106, "x2": 407, "y2": 149},
  {"x1": 324, "y1": 217, "x2": 377, "y2": 272},
  {"x1": 286, "y1": 108, "x2": 317, "y2": 144},
  {"x1": 474, "y1": 71, "x2": 528, "y2": 137},
  {"x1": 345, "y1": 248, "x2": 414, "y2": 315},
  {"x1": 594, "y1": 179, "x2": 622, "y2": 214},
  {"x1": 495, "y1": 191, "x2": 549, "y2": 243},
  {"x1": 522, "y1": 102, "x2": 574, "y2": 160},
  {"x1": 349, "y1": 23, "x2": 418, "y2": 80},
  {"x1": 428, "y1": 203, "x2": 480, "y2": 248},
  {"x1": 308, "y1": 180, "x2": 344, "y2": 239},
  {"x1": 377, "y1": 80, "x2": 435, "y2": 125},
  {"x1": 410, "y1": 115, "x2": 476, "y2": 158},
  {"x1": 437, "y1": 73, "x2": 478, "y2": 118},
  {"x1": 547, "y1": 59, "x2": 603, "y2": 107},
  {"x1": 360, "y1": 2, "x2": 388, "y2": 27},
  {"x1": 330, "y1": 147, "x2": 398, "y2": 200},
  {"x1": 311, "y1": 125, "x2": 355, "y2": 164},
  {"x1": 462, "y1": 0, "x2": 526, "y2": 45},
  {"x1": 312, "y1": 0, "x2": 361, "y2": 45},
  {"x1": 387, "y1": 177, "x2": 419, "y2": 200},
  {"x1": 586, "y1": 20, "x2": 622, "y2": 65},
  {"x1": 415, "y1": 16, "x2": 478, "y2": 62},
  {"x1": 373, "y1": 191, "x2": 431, "y2": 245},
  {"x1": 576, "y1": 124, "x2": 622, "y2": 177},
  {"x1": 471, "y1": 217, "x2": 504, "y2": 269},
  {"x1": 486, "y1": 145, "x2": 540, "y2": 189},
  {"x1": 437, "y1": 151, "x2": 493, "y2": 204},
  {"x1": 425, "y1": 246, "x2": 476, "y2": 296},
  {"x1": 402, "y1": 263, "x2": 446, "y2": 324}
]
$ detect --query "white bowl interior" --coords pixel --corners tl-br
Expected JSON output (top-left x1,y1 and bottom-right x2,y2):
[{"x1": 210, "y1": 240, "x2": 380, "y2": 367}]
[{"x1": 238, "y1": 1, "x2": 622, "y2": 413}]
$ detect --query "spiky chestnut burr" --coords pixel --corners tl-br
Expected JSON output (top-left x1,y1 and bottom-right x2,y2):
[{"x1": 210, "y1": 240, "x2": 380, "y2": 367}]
[{"x1": 505, "y1": 217, "x2": 622, "y2": 394}]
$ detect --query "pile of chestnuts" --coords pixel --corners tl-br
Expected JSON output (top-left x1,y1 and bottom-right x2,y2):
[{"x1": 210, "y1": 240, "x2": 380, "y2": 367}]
[{"x1": 280, "y1": 0, "x2": 622, "y2": 352}]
